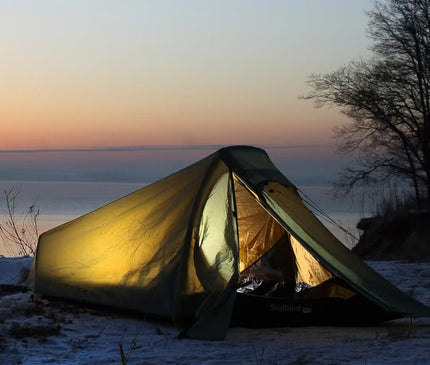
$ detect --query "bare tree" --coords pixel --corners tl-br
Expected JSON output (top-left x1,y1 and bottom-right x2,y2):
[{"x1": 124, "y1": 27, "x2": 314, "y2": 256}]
[
  {"x1": 303, "y1": 0, "x2": 430, "y2": 207},
  {"x1": 0, "y1": 186, "x2": 39, "y2": 257}
]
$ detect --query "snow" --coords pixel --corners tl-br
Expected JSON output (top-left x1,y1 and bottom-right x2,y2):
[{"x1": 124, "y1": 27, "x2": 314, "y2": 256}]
[
  {"x1": 0, "y1": 259, "x2": 429, "y2": 365},
  {"x1": 0, "y1": 256, "x2": 33, "y2": 286}
]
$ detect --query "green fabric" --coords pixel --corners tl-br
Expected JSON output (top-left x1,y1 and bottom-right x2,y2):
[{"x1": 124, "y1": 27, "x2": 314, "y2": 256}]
[{"x1": 219, "y1": 146, "x2": 294, "y2": 192}]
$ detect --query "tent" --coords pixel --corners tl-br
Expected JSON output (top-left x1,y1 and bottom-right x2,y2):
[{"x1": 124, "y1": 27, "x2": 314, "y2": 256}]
[{"x1": 33, "y1": 146, "x2": 430, "y2": 340}]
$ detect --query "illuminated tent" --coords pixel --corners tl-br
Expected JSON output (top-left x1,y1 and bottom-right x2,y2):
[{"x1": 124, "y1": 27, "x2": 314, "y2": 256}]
[{"x1": 33, "y1": 146, "x2": 430, "y2": 340}]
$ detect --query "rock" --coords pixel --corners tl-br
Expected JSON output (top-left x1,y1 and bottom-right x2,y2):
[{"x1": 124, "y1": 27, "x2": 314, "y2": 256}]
[{"x1": 352, "y1": 211, "x2": 430, "y2": 261}]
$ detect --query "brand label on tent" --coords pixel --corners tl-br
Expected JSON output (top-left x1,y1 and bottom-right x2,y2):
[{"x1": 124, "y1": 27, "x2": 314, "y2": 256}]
[{"x1": 269, "y1": 303, "x2": 313, "y2": 314}]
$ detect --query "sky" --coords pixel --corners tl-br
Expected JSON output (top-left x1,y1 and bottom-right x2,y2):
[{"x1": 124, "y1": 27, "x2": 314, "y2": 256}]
[
  {"x1": 0, "y1": 0, "x2": 376, "y2": 187},
  {"x1": 1, "y1": 0, "x2": 373, "y2": 150}
]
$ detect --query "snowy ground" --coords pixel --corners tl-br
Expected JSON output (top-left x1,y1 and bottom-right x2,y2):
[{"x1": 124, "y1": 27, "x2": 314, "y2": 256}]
[{"x1": 0, "y1": 258, "x2": 429, "y2": 365}]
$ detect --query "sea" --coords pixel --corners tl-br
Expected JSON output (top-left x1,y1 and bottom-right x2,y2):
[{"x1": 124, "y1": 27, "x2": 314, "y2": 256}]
[{"x1": 0, "y1": 179, "x2": 369, "y2": 257}]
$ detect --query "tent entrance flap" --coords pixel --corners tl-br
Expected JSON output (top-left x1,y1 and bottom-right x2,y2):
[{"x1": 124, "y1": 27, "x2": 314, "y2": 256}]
[{"x1": 181, "y1": 165, "x2": 239, "y2": 340}]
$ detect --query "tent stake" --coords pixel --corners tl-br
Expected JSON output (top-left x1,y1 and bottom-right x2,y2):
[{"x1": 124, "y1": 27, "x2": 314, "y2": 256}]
[{"x1": 407, "y1": 316, "x2": 415, "y2": 338}]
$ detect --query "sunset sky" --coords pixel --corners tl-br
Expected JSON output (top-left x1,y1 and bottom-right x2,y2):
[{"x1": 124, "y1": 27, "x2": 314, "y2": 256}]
[{"x1": 1, "y1": 0, "x2": 373, "y2": 150}]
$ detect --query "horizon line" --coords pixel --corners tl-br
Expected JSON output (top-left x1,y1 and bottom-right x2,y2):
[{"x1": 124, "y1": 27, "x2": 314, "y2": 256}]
[{"x1": 0, "y1": 143, "x2": 335, "y2": 154}]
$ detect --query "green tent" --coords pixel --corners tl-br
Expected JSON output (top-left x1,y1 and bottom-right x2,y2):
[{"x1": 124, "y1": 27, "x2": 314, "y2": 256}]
[{"x1": 33, "y1": 146, "x2": 430, "y2": 339}]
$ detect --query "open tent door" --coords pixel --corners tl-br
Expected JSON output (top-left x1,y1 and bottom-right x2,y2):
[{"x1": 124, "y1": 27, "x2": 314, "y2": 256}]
[
  {"x1": 234, "y1": 176, "x2": 332, "y2": 288},
  {"x1": 232, "y1": 177, "x2": 363, "y2": 326}
]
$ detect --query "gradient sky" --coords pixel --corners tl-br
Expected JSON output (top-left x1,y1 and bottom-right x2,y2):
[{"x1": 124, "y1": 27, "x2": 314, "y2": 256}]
[{"x1": 1, "y1": 0, "x2": 373, "y2": 150}]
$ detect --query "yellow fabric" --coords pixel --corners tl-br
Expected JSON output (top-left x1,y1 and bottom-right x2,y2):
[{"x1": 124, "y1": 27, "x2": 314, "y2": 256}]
[
  {"x1": 290, "y1": 235, "x2": 332, "y2": 286},
  {"x1": 234, "y1": 177, "x2": 331, "y2": 286},
  {"x1": 303, "y1": 280, "x2": 356, "y2": 300},
  {"x1": 234, "y1": 178, "x2": 284, "y2": 272},
  {"x1": 262, "y1": 182, "x2": 359, "y2": 275},
  {"x1": 35, "y1": 156, "x2": 214, "y2": 316}
]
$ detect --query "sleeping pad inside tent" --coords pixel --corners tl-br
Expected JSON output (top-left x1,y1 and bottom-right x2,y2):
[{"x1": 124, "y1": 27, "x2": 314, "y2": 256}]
[{"x1": 32, "y1": 145, "x2": 430, "y2": 340}]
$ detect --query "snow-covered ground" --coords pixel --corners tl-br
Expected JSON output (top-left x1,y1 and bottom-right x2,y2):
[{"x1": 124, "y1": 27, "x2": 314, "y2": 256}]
[{"x1": 0, "y1": 258, "x2": 429, "y2": 365}]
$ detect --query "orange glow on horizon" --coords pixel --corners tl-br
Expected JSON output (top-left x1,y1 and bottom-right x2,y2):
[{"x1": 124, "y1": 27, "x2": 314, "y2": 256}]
[{"x1": 0, "y1": 101, "x2": 344, "y2": 150}]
